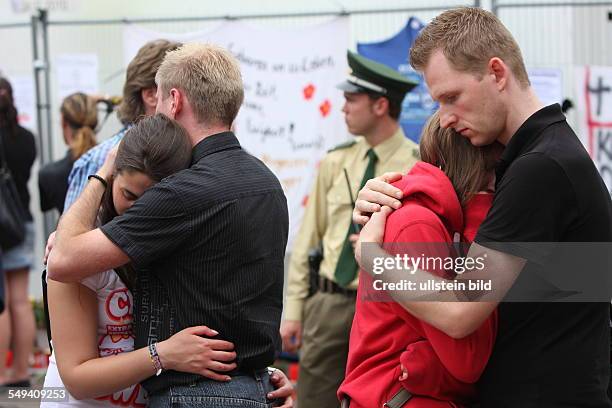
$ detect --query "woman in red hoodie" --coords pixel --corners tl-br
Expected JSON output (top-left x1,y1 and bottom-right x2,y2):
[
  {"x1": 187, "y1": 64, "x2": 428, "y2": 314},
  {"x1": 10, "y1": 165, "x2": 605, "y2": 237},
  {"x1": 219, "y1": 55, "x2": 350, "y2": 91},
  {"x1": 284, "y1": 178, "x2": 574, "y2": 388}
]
[{"x1": 338, "y1": 112, "x2": 502, "y2": 408}]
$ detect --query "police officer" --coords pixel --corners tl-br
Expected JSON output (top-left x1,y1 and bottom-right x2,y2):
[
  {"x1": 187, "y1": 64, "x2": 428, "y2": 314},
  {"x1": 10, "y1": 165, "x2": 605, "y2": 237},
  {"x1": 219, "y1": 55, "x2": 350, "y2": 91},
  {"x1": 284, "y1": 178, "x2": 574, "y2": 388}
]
[{"x1": 281, "y1": 51, "x2": 420, "y2": 408}]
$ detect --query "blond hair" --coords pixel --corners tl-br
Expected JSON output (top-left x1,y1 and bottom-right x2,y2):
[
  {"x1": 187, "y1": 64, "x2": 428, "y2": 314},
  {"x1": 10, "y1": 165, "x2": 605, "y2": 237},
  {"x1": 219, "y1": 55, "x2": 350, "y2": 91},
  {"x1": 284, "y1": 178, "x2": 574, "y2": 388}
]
[
  {"x1": 410, "y1": 7, "x2": 530, "y2": 88},
  {"x1": 155, "y1": 43, "x2": 244, "y2": 126},
  {"x1": 117, "y1": 39, "x2": 182, "y2": 125},
  {"x1": 419, "y1": 111, "x2": 501, "y2": 207},
  {"x1": 60, "y1": 92, "x2": 98, "y2": 159}
]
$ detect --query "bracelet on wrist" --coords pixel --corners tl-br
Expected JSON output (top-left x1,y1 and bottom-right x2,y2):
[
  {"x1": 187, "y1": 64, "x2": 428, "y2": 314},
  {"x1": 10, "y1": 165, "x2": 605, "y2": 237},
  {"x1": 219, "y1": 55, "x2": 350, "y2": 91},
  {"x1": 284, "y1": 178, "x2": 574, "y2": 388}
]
[
  {"x1": 87, "y1": 174, "x2": 108, "y2": 189},
  {"x1": 148, "y1": 342, "x2": 164, "y2": 376}
]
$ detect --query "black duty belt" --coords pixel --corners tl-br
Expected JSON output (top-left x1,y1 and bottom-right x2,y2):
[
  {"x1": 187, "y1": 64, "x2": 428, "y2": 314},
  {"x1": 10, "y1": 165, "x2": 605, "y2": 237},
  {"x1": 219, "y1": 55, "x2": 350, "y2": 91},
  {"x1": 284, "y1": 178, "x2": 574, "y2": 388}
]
[{"x1": 317, "y1": 275, "x2": 357, "y2": 297}]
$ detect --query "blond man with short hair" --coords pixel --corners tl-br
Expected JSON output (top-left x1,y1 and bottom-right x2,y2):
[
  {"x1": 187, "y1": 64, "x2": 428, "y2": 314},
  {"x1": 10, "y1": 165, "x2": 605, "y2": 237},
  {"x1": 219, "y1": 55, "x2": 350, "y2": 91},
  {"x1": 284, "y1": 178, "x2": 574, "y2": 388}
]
[
  {"x1": 155, "y1": 43, "x2": 244, "y2": 127},
  {"x1": 353, "y1": 7, "x2": 612, "y2": 407}
]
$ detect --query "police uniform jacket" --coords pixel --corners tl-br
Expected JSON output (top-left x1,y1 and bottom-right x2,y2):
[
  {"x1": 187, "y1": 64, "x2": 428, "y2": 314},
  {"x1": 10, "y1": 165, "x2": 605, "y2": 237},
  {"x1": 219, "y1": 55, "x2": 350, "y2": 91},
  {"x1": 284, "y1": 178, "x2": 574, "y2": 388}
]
[{"x1": 284, "y1": 128, "x2": 419, "y2": 321}]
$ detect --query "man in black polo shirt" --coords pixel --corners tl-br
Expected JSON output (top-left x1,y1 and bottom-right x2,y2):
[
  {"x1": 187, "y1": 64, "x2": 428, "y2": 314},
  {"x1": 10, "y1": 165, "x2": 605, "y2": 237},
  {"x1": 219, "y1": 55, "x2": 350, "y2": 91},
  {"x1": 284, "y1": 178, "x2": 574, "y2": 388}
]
[
  {"x1": 351, "y1": 7, "x2": 612, "y2": 408},
  {"x1": 48, "y1": 43, "x2": 290, "y2": 407}
]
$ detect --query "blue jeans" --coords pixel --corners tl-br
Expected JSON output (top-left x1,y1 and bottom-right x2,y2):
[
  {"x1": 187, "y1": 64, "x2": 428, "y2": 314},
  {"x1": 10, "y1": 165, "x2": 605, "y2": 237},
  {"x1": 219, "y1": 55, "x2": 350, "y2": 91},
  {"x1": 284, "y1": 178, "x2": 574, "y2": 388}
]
[{"x1": 147, "y1": 370, "x2": 280, "y2": 408}]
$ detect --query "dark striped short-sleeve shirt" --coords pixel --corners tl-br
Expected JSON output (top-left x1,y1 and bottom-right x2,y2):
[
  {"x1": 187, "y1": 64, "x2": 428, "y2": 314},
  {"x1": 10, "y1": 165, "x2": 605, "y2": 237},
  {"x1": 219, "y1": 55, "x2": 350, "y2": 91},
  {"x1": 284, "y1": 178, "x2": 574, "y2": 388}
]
[{"x1": 101, "y1": 132, "x2": 289, "y2": 394}]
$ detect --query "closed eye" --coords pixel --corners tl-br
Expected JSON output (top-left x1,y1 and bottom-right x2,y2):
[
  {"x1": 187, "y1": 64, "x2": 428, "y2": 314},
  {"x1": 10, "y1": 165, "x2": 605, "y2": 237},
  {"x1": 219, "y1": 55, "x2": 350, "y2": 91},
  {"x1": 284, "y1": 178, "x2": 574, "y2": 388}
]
[
  {"x1": 443, "y1": 94, "x2": 457, "y2": 104},
  {"x1": 122, "y1": 189, "x2": 138, "y2": 201}
]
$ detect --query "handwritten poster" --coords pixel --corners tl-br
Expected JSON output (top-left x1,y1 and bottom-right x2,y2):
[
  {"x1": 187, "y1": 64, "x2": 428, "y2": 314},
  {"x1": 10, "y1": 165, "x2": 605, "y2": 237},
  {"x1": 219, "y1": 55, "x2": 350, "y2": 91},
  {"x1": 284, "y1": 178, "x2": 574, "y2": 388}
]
[
  {"x1": 7, "y1": 74, "x2": 36, "y2": 131},
  {"x1": 123, "y1": 19, "x2": 350, "y2": 248},
  {"x1": 576, "y1": 66, "x2": 612, "y2": 195},
  {"x1": 528, "y1": 68, "x2": 563, "y2": 107},
  {"x1": 56, "y1": 53, "x2": 99, "y2": 99}
]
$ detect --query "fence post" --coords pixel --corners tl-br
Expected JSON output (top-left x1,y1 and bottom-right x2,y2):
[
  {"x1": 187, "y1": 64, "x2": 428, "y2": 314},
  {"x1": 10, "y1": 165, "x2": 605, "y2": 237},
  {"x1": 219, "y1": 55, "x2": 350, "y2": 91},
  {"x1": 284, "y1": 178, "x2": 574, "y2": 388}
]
[
  {"x1": 41, "y1": 9, "x2": 53, "y2": 167},
  {"x1": 31, "y1": 11, "x2": 43, "y2": 163},
  {"x1": 31, "y1": 8, "x2": 56, "y2": 239}
]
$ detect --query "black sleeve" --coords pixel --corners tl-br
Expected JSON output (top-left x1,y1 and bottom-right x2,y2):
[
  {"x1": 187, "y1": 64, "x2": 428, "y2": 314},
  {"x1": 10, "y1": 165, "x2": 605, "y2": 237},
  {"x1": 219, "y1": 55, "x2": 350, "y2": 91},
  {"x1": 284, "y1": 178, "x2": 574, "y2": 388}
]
[
  {"x1": 38, "y1": 168, "x2": 53, "y2": 212},
  {"x1": 475, "y1": 153, "x2": 576, "y2": 264},
  {"x1": 100, "y1": 182, "x2": 192, "y2": 268},
  {"x1": 25, "y1": 128, "x2": 37, "y2": 166}
]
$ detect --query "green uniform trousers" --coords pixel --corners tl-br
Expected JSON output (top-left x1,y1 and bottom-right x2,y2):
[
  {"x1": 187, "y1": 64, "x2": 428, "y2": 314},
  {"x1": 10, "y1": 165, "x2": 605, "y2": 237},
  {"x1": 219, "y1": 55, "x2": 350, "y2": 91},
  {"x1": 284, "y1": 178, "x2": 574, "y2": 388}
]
[{"x1": 298, "y1": 290, "x2": 356, "y2": 408}]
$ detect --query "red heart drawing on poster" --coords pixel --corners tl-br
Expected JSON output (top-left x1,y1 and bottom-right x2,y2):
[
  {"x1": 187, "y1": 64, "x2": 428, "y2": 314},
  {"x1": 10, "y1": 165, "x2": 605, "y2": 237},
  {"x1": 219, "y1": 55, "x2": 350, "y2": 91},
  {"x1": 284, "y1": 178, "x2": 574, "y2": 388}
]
[
  {"x1": 303, "y1": 84, "x2": 315, "y2": 100},
  {"x1": 319, "y1": 99, "x2": 331, "y2": 117}
]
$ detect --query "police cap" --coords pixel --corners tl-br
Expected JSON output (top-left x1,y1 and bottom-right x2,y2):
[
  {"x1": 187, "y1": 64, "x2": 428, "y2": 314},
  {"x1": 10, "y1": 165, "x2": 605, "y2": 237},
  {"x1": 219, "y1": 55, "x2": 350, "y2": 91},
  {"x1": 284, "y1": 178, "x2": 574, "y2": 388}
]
[{"x1": 337, "y1": 51, "x2": 418, "y2": 103}]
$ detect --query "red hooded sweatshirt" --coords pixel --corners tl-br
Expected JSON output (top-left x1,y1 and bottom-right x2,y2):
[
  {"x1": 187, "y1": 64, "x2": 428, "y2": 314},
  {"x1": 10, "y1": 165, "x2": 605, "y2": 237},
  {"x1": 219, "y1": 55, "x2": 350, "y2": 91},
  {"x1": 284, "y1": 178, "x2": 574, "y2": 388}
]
[{"x1": 338, "y1": 162, "x2": 497, "y2": 408}]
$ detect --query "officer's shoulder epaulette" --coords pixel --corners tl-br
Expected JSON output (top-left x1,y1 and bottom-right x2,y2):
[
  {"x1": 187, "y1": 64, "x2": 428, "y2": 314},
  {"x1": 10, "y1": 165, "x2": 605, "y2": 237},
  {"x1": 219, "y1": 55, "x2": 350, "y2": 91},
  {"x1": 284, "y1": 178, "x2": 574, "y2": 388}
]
[{"x1": 328, "y1": 140, "x2": 357, "y2": 153}]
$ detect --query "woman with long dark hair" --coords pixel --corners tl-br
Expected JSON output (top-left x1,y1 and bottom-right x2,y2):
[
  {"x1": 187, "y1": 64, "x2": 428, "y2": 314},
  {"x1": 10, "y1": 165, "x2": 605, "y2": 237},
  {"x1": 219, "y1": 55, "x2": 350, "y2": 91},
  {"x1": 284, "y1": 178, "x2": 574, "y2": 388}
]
[{"x1": 0, "y1": 77, "x2": 37, "y2": 388}]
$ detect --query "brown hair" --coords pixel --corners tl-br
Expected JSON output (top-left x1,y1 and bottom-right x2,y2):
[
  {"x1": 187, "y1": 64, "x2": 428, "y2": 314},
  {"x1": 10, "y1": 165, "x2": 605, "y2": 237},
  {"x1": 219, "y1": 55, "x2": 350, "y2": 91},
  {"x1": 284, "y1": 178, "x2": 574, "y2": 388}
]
[
  {"x1": 410, "y1": 7, "x2": 530, "y2": 88},
  {"x1": 0, "y1": 77, "x2": 19, "y2": 137},
  {"x1": 367, "y1": 94, "x2": 402, "y2": 120},
  {"x1": 60, "y1": 92, "x2": 98, "y2": 159},
  {"x1": 99, "y1": 114, "x2": 192, "y2": 290},
  {"x1": 155, "y1": 43, "x2": 244, "y2": 127},
  {"x1": 419, "y1": 111, "x2": 502, "y2": 207},
  {"x1": 117, "y1": 39, "x2": 182, "y2": 125}
]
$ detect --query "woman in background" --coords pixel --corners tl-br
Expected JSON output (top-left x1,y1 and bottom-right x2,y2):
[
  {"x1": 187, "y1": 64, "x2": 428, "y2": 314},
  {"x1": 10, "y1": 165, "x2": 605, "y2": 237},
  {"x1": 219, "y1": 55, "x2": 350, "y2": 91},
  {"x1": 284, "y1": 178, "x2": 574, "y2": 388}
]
[
  {"x1": 0, "y1": 76, "x2": 37, "y2": 388},
  {"x1": 39, "y1": 92, "x2": 98, "y2": 214}
]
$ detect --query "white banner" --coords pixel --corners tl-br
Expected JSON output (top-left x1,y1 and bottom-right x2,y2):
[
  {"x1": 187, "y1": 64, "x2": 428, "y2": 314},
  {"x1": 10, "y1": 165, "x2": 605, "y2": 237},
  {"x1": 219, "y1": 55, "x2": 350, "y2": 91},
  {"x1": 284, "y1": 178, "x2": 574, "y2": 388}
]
[
  {"x1": 7, "y1": 74, "x2": 36, "y2": 132},
  {"x1": 528, "y1": 68, "x2": 563, "y2": 107},
  {"x1": 123, "y1": 19, "x2": 351, "y2": 248},
  {"x1": 56, "y1": 53, "x2": 99, "y2": 100},
  {"x1": 576, "y1": 66, "x2": 612, "y2": 195}
]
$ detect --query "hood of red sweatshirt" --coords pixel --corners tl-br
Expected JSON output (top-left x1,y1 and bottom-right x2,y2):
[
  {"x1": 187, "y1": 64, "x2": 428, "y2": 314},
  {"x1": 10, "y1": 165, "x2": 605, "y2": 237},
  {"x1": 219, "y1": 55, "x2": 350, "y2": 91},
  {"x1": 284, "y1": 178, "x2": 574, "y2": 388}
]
[{"x1": 391, "y1": 161, "x2": 464, "y2": 235}]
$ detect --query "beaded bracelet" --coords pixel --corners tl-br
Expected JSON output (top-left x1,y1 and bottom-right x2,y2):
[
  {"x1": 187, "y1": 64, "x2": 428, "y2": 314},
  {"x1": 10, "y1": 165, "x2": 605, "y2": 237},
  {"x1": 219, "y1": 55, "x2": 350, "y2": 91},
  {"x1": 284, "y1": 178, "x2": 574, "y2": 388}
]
[{"x1": 148, "y1": 342, "x2": 164, "y2": 376}]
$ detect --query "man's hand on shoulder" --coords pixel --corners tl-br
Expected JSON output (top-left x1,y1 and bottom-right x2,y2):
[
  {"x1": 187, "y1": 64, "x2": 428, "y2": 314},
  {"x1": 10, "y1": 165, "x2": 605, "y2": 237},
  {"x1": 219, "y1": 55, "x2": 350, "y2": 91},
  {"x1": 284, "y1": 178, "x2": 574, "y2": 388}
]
[{"x1": 353, "y1": 172, "x2": 403, "y2": 226}]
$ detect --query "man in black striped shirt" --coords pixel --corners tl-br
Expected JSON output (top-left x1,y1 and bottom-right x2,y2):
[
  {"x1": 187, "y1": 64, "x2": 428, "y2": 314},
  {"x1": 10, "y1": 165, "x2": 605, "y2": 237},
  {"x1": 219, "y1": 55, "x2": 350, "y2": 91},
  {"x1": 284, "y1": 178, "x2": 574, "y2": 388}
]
[{"x1": 49, "y1": 43, "x2": 290, "y2": 407}]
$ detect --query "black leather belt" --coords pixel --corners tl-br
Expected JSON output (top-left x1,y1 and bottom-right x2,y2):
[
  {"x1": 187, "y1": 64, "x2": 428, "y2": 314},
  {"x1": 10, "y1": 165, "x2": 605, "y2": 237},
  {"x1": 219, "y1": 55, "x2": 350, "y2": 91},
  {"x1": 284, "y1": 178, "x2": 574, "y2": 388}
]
[{"x1": 317, "y1": 276, "x2": 357, "y2": 297}]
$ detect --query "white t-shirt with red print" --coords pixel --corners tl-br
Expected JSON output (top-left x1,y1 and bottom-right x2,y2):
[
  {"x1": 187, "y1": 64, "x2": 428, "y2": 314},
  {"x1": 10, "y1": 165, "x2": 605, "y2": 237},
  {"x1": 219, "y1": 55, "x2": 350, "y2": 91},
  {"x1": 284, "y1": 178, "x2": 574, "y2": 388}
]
[{"x1": 41, "y1": 270, "x2": 147, "y2": 407}]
